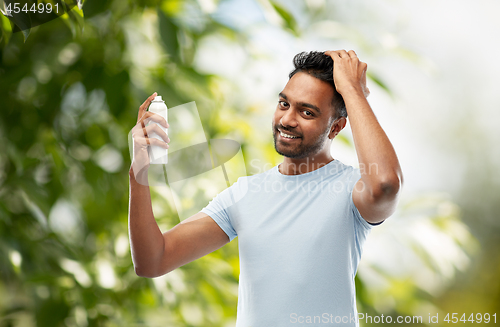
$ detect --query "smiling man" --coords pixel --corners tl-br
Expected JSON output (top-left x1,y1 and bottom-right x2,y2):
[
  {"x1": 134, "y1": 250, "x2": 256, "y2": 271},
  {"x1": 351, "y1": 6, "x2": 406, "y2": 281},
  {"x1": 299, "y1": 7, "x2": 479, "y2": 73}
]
[{"x1": 129, "y1": 50, "x2": 403, "y2": 326}]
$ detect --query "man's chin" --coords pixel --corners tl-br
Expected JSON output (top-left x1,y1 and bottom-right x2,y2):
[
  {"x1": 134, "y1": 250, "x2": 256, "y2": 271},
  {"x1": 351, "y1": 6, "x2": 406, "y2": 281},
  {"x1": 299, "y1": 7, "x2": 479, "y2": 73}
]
[
  {"x1": 273, "y1": 134, "x2": 306, "y2": 158},
  {"x1": 274, "y1": 144, "x2": 304, "y2": 158}
]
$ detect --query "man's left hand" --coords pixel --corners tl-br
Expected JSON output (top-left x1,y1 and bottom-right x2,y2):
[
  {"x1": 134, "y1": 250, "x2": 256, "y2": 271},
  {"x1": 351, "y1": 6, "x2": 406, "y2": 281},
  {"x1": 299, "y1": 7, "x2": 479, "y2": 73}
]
[{"x1": 324, "y1": 50, "x2": 370, "y2": 98}]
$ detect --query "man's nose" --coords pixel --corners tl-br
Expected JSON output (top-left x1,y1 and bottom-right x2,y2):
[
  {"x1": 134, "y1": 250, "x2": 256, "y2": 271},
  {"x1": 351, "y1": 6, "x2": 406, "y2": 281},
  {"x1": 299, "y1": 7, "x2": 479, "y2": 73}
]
[{"x1": 280, "y1": 108, "x2": 298, "y2": 128}]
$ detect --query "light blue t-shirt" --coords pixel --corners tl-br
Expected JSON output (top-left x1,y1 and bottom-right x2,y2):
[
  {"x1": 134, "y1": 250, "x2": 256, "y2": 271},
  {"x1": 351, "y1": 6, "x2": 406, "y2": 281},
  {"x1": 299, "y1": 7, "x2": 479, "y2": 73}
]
[{"x1": 201, "y1": 159, "x2": 374, "y2": 326}]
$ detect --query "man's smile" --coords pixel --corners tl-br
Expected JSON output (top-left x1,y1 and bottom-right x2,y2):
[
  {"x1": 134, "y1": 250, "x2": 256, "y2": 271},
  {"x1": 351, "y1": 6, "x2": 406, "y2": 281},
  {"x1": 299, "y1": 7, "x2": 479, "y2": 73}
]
[{"x1": 277, "y1": 128, "x2": 301, "y2": 141}]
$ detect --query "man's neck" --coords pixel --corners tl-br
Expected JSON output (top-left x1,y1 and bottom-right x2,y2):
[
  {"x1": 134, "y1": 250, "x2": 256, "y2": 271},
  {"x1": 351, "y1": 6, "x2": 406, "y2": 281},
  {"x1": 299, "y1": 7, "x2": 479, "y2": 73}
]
[{"x1": 279, "y1": 154, "x2": 335, "y2": 175}]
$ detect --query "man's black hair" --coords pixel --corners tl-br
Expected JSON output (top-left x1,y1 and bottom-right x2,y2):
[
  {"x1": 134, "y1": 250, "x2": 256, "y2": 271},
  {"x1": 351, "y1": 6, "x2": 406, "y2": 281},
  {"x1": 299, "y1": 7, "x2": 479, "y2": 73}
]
[{"x1": 289, "y1": 51, "x2": 347, "y2": 119}]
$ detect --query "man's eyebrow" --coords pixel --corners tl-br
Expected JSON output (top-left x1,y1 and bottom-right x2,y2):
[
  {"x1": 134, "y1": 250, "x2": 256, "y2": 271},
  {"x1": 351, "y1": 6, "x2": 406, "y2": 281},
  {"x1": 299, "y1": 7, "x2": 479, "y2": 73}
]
[{"x1": 279, "y1": 92, "x2": 321, "y2": 113}]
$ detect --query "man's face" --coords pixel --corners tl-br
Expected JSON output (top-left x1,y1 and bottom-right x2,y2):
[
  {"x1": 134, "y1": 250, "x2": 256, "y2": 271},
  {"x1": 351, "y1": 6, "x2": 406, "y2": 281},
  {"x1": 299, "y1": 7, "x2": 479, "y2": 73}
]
[{"x1": 272, "y1": 72, "x2": 337, "y2": 159}]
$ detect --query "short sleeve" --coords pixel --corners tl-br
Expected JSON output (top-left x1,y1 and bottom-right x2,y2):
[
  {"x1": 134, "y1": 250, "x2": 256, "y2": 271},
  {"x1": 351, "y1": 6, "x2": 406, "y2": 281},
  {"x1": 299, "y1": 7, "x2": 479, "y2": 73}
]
[
  {"x1": 349, "y1": 189, "x2": 374, "y2": 231},
  {"x1": 201, "y1": 181, "x2": 242, "y2": 242},
  {"x1": 346, "y1": 168, "x2": 374, "y2": 232}
]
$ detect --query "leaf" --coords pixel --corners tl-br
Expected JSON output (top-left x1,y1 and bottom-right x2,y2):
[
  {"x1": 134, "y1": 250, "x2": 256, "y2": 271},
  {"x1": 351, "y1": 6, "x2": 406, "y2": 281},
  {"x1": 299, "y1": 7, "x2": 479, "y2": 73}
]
[
  {"x1": 0, "y1": 0, "x2": 8, "y2": 17},
  {"x1": 269, "y1": 0, "x2": 299, "y2": 36},
  {"x1": 0, "y1": 9, "x2": 12, "y2": 45},
  {"x1": 3, "y1": 1, "x2": 31, "y2": 42},
  {"x1": 81, "y1": 0, "x2": 107, "y2": 18},
  {"x1": 59, "y1": 3, "x2": 85, "y2": 39},
  {"x1": 157, "y1": 7, "x2": 180, "y2": 62},
  {"x1": 67, "y1": 4, "x2": 84, "y2": 33},
  {"x1": 336, "y1": 134, "x2": 352, "y2": 147},
  {"x1": 366, "y1": 71, "x2": 392, "y2": 97},
  {"x1": 74, "y1": 0, "x2": 83, "y2": 10}
]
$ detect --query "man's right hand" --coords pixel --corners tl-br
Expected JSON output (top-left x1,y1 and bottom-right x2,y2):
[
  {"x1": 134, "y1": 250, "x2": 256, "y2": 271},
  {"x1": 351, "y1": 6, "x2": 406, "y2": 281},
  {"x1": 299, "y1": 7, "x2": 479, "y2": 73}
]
[{"x1": 130, "y1": 92, "x2": 170, "y2": 184}]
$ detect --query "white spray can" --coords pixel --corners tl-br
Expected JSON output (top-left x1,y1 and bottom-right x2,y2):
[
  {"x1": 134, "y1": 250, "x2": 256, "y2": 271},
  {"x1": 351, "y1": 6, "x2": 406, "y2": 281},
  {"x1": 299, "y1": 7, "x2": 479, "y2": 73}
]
[{"x1": 147, "y1": 95, "x2": 168, "y2": 164}]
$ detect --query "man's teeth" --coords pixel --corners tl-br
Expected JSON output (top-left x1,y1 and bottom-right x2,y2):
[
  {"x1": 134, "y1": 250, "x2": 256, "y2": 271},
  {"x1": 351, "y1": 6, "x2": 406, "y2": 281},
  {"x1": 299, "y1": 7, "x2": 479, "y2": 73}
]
[{"x1": 280, "y1": 131, "x2": 299, "y2": 139}]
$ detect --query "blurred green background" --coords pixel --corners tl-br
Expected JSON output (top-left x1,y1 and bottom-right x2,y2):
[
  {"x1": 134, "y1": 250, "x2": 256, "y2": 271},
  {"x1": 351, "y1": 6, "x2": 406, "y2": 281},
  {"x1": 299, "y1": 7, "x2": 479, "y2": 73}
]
[{"x1": 1, "y1": 0, "x2": 499, "y2": 326}]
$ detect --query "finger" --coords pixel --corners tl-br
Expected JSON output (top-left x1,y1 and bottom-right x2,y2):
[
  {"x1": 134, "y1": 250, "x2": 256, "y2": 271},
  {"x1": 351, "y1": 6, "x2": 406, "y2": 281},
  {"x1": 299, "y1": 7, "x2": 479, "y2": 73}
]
[
  {"x1": 358, "y1": 61, "x2": 368, "y2": 75},
  {"x1": 137, "y1": 92, "x2": 157, "y2": 123},
  {"x1": 324, "y1": 50, "x2": 340, "y2": 61},
  {"x1": 140, "y1": 92, "x2": 157, "y2": 112},
  {"x1": 149, "y1": 138, "x2": 169, "y2": 149},
  {"x1": 136, "y1": 136, "x2": 169, "y2": 149},
  {"x1": 337, "y1": 49, "x2": 349, "y2": 58},
  {"x1": 142, "y1": 123, "x2": 170, "y2": 144},
  {"x1": 149, "y1": 123, "x2": 170, "y2": 144},
  {"x1": 348, "y1": 50, "x2": 357, "y2": 58},
  {"x1": 361, "y1": 69, "x2": 370, "y2": 98},
  {"x1": 138, "y1": 111, "x2": 169, "y2": 129},
  {"x1": 137, "y1": 116, "x2": 158, "y2": 137},
  {"x1": 142, "y1": 137, "x2": 169, "y2": 149}
]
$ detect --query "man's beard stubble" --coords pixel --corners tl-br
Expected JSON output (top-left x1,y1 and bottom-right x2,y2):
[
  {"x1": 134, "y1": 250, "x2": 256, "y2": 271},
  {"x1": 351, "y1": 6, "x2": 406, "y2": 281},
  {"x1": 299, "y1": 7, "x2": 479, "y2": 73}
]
[{"x1": 272, "y1": 124, "x2": 330, "y2": 159}]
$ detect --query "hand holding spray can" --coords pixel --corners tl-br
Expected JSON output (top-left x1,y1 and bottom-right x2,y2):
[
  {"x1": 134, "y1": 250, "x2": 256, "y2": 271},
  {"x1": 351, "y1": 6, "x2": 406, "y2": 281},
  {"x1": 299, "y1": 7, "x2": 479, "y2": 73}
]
[{"x1": 147, "y1": 96, "x2": 168, "y2": 164}]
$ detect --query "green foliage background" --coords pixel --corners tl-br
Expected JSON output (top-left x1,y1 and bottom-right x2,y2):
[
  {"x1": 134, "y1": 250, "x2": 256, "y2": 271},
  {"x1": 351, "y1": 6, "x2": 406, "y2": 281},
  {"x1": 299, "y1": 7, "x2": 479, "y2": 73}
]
[
  {"x1": 0, "y1": 0, "x2": 498, "y2": 326},
  {"x1": 1, "y1": 1, "x2": 245, "y2": 326}
]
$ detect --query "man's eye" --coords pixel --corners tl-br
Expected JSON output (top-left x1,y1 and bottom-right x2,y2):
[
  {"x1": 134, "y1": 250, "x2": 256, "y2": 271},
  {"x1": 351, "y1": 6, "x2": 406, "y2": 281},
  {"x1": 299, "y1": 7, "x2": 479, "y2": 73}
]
[
  {"x1": 303, "y1": 110, "x2": 313, "y2": 116},
  {"x1": 278, "y1": 101, "x2": 288, "y2": 107}
]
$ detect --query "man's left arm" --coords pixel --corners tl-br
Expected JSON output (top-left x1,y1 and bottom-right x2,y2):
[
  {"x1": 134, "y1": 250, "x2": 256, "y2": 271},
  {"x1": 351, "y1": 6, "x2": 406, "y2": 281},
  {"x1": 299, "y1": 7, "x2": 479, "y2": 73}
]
[{"x1": 325, "y1": 50, "x2": 403, "y2": 224}]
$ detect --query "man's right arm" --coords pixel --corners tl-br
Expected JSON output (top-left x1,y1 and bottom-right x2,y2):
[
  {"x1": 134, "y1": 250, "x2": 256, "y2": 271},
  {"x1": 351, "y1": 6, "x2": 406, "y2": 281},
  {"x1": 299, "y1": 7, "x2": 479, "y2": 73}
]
[
  {"x1": 128, "y1": 166, "x2": 230, "y2": 278},
  {"x1": 129, "y1": 93, "x2": 229, "y2": 278}
]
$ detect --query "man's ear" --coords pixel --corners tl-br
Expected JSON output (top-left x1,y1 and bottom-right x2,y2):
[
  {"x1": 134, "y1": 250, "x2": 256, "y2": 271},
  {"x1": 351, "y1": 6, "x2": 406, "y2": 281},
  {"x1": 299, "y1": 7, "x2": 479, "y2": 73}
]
[{"x1": 328, "y1": 116, "x2": 347, "y2": 139}]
